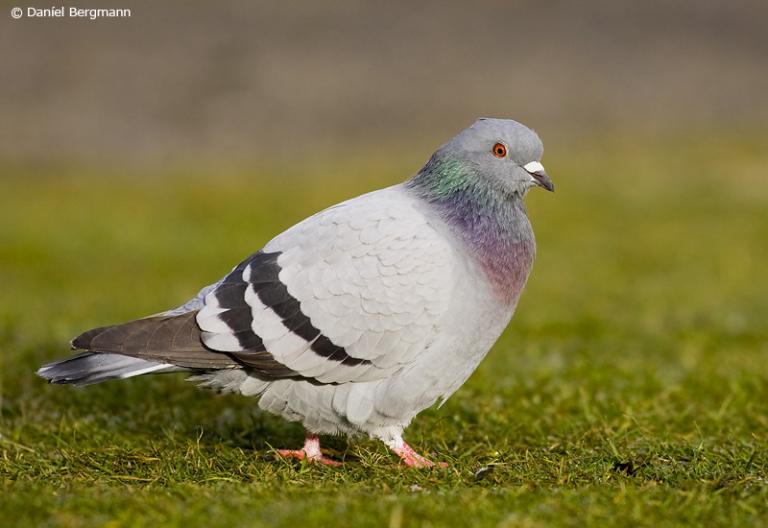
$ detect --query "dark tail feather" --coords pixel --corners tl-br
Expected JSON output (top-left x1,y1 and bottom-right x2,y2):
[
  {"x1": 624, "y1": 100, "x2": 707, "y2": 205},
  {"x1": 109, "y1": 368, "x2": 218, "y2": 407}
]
[
  {"x1": 38, "y1": 311, "x2": 243, "y2": 386},
  {"x1": 37, "y1": 352, "x2": 183, "y2": 386},
  {"x1": 69, "y1": 311, "x2": 239, "y2": 369}
]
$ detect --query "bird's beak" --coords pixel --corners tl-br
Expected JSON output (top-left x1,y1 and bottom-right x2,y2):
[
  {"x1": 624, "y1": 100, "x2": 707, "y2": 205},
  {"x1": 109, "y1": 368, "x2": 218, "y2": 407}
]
[{"x1": 523, "y1": 161, "x2": 554, "y2": 192}]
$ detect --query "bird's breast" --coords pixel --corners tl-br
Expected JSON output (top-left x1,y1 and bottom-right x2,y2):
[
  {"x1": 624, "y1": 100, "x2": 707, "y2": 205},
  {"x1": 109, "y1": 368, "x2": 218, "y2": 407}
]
[{"x1": 479, "y1": 236, "x2": 536, "y2": 306}]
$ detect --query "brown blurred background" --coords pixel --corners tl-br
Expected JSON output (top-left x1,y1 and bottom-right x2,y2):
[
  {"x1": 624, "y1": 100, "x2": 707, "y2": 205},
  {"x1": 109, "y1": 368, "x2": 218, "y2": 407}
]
[{"x1": 1, "y1": 0, "x2": 766, "y2": 166}]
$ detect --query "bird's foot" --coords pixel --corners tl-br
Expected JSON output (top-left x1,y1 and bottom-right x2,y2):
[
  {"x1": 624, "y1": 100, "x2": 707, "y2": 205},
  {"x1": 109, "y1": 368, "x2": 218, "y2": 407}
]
[
  {"x1": 391, "y1": 441, "x2": 448, "y2": 469},
  {"x1": 275, "y1": 435, "x2": 341, "y2": 466}
]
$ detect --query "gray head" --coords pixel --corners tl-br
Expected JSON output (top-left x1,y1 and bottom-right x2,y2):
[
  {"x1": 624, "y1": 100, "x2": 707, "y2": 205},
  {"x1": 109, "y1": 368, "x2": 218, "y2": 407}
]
[{"x1": 435, "y1": 118, "x2": 553, "y2": 195}]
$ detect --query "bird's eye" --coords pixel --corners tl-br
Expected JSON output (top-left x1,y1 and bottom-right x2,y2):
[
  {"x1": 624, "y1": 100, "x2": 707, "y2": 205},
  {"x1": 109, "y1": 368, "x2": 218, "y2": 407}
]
[{"x1": 492, "y1": 142, "x2": 507, "y2": 158}]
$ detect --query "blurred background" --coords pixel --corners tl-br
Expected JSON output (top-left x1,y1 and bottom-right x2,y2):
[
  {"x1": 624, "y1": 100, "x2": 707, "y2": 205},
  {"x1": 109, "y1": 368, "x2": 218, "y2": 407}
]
[{"x1": 1, "y1": 0, "x2": 767, "y2": 165}]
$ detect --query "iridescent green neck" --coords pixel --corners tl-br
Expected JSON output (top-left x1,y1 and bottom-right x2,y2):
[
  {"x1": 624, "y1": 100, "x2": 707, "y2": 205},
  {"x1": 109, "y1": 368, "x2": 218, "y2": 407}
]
[
  {"x1": 406, "y1": 152, "x2": 525, "y2": 232},
  {"x1": 410, "y1": 153, "x2": 478, "y2": 197}
]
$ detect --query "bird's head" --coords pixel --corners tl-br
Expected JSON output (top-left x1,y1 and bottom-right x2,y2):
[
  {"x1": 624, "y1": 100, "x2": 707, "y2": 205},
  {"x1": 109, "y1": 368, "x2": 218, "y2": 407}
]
[{"x1": 437, "y1": 118, "x2": 553, "y2": 196}]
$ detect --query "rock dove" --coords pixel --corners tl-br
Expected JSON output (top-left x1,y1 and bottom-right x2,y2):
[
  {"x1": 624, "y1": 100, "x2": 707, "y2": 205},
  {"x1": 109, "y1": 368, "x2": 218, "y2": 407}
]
[{"x1": 37, "y1": 118, "x2": 553, "y2": 467}]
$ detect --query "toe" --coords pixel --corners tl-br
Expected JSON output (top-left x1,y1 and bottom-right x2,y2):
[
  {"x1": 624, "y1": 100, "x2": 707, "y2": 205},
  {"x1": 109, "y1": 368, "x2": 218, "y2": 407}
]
[
  {"x1": 316, "y1": 455, "x2": 342, "y2": 467},
  {"x1": 275, "y1": 448, "x2": 341, "y2": 466},
  {"x1": 276, "y1": 449, "x2": 306, "y2": 461}
]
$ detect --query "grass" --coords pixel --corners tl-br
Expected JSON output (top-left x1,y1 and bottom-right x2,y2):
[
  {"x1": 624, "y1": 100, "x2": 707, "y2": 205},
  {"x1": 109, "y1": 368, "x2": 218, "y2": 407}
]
[{"x1": 1, "y1": 133, "x2": 767, "y2": 526}]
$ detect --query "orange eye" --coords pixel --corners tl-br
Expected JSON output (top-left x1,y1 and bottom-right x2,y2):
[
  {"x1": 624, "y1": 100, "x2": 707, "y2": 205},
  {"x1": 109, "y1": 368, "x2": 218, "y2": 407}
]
[{"x1": 492, "y1": 142, "x2": 507, "y2": 158}]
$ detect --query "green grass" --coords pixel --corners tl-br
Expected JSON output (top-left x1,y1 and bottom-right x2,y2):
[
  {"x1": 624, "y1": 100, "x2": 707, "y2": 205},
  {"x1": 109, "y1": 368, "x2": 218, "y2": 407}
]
[{"x1": 1, "y1": 134, "x2": 767, "y2": 527}]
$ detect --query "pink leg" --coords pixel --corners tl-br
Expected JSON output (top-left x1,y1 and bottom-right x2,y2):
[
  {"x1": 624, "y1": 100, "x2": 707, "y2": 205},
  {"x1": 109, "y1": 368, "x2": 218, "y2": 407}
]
[
  {"x1": 276, "y1": 435, "x2": 341, "y2": 466},
  {"x1": 390, "y1": 441, "x2": 448, "y2": 469}
]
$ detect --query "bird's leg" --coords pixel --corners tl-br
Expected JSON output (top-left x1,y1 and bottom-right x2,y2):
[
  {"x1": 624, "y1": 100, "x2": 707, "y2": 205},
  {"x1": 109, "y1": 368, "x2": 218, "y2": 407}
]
[
  {"x1": 380, "y1": 432, "x2": 447, "y2": 468},
  {"x1": 276, "y1": 434, "x2": 341, "y2": 466}
]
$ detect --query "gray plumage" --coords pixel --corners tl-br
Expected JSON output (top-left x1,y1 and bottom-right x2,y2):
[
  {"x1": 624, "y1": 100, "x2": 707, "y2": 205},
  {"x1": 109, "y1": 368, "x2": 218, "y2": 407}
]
[{"x1": 38, "y1": 118, "x2": 553, "y2": 466}]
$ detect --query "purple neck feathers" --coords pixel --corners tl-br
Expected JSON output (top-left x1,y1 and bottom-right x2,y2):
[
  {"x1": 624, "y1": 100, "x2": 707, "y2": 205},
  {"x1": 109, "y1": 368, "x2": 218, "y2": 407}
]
[{"x1": 407, "y1": 153, "x2": 536, "y2": 305}]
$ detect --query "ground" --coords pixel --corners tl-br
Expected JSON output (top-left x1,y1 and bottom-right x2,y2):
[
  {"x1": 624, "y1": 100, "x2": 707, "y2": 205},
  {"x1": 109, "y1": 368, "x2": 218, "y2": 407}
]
[{"x1": 1, "y1": 134, "x2": 767, "y2": 526}]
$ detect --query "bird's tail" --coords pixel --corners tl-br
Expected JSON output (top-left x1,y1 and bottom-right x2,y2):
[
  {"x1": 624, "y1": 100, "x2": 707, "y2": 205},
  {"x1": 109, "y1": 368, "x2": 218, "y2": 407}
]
[
  {"x1": 37, "y1": 311, "x2": 244, "y2": 386},
  {"x1": 37, "y1": 352, "x2": 185, "y2": 386}
]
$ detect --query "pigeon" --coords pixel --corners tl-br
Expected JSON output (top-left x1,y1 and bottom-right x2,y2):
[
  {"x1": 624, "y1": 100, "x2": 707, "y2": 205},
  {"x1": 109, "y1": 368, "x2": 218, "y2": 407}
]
[{"x1": 37, "y1": 118, "x2": 553, "y2": 468}]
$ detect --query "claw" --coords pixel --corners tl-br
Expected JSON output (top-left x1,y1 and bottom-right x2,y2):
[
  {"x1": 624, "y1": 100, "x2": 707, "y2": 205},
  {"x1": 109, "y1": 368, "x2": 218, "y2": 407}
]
[{"x1": 275, "y1": 435, "x2": 341, "y2": 466}]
